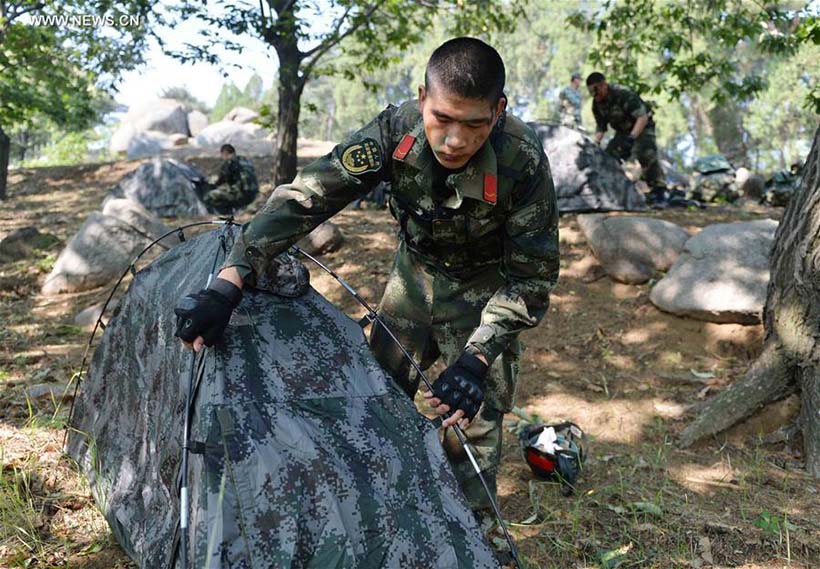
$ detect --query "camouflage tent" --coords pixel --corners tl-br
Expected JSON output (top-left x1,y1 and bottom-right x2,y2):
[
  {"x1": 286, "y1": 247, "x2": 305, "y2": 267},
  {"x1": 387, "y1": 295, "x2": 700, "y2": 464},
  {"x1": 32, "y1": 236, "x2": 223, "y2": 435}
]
[
  {"x1": 691, "y1": 154, "x2": 740, "y2": 202},
  {"x1": 529, "y1": 124, "x2": 647, "y2": 213},
  {"x1": 67, "y1": 228, "x2": 498, "y2": 568}
]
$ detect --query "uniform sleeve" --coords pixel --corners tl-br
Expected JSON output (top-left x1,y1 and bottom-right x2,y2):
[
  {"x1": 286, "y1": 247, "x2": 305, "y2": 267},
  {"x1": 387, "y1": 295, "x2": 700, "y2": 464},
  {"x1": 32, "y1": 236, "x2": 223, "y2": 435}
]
[
  {"x1": 465, "y1": 152, "x2": 560, "y2": 363},
  {"x1": 214, "y1": 160, "x2": 232, "y2": 186},
  {"x1": 624, "y1": 90, "x2": 647, "y2": 119},
  {"x1": 222, "y1": 108, "x2": 395, "y2": 284},
  {"x1": 593, "y1": 103, "x2": 607, "y2": 134}
]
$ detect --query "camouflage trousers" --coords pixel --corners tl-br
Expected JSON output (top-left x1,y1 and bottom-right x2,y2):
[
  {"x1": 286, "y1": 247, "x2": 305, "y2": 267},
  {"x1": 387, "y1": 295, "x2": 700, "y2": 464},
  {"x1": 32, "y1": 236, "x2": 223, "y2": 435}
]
[
  {"x1": 369, "y1": 242, "x2": 521, "y2": 512},
  {"x1": 203, "y1": 184, "x2": 256, "y2": 212},
  {"x1": 608, "y1": 127, "x2": 665, "y2": 188}
]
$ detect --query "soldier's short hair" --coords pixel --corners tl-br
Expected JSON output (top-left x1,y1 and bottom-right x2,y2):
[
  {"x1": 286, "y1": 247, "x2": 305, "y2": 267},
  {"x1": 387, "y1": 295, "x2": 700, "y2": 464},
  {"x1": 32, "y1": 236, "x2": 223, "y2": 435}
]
[
  {"x1": 425, "y1": 37, "x2": 505, "y2": 104},
  {"x1": 220, "y1": 144, "x2": 236, "y2": 155},
  {"x1": 571, "y1": 73, "x2": 582, "y2": 81},
  {"x1": 586, "y1": 72, "x2": 606, "y2": 86}
]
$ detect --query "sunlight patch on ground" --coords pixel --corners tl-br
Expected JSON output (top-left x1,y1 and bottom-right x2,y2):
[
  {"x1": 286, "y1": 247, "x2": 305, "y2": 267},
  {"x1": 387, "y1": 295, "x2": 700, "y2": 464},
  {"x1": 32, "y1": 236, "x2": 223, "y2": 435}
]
[
  {"x1": 523, "y1": 395, "x2": 685, "y2": 444},
  {"x1": 670, "y1": 460, "x2": 738, "y2": 494}
]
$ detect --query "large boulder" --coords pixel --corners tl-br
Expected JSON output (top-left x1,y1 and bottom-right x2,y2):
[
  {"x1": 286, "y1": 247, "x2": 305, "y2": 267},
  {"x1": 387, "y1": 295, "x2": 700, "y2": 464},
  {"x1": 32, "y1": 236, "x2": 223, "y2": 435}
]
[
  {"x1": 649, "y1": 219, "x2": 778, "y2": 324},
  {"x1": 530, "y1": 123, "x2": 647, "y2": 212},
  {"x1": 224, "y1": 106, "x2": 260, "y2": 124},
  {"x1": 67, "y1": 229, "x2": 497, "y2": 568},
  {"x1": 125, "y1": 130, "x2": 177, "y2": 160},
  {"x1": 121, "y1": 98, "x2": 189, "y2": 136},
  {"x1": 577, "y1": 214, "x2": 690, "y2": 284},
  {"x1": 187, "y1": 110, "x2": 208, "y2": 137},
  {"x1": 107, "y1": 158, "x2": 210, "y2": 218},
  {"x1": 101, "y1": 198, "x2": 171, "y2": 241},
  {"x1": 297, "y1": 221, "x2": 345, "y2": 255},
  {"x1": 193, "y1": 121, "x2": 268, "y2": 149},
  {"x1": 41, "y1": 213, "x2": 155, "y2": 295},
  {"x1": 109, "y1": 123, "x2": 138, "y2": 155}
]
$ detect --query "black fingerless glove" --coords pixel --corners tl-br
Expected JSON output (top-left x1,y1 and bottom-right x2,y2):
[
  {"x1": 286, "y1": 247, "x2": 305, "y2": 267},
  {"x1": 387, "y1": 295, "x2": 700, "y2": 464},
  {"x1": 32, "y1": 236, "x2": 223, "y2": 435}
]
[
  {"x1": 432, "y1": 352, "x2": 488, "y2": 421},
  {"x1": 174, "y1": 278, "x2": 242, "y2": 346},
  {"x1": 619, "y1": 135, "x2": 635, "y2": 159}
]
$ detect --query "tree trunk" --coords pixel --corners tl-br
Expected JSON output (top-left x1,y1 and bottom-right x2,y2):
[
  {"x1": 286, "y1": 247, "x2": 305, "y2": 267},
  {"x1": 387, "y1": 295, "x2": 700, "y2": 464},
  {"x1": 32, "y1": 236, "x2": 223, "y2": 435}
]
[
  {"x1": 271, "y1": 5, "x2": 306, "y2": 188},
  {"x1": 680, "y1": 126, "x2": 820, "y2": 477},
  {"x1": 0, "y1": 125, "x2": 9, "y2": 201},
  {"x1": 273, "y1": 65, "x2": 305, "y2": 187},
  {"x1": 707, "y1": 102, "x2": 749, "y2": 167}
]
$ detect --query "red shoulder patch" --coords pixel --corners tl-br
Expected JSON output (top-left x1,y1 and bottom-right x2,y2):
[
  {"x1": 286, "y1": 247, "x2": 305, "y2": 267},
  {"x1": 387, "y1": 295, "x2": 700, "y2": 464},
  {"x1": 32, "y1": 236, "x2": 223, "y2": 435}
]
[
  {"x1": 393, "y1": 134, "x2": 416, "y2": 161},
  {"x1": 483, "y1": 174, "x2": 498, "y2": 204}
]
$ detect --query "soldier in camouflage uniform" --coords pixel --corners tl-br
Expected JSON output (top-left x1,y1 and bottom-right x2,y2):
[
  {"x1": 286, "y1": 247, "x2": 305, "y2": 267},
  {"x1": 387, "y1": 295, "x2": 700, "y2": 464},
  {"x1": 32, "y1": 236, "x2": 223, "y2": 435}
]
[
  {"x1": 691, "y1": 154, "x2": 741, "y2": 203},
  {"x1": 762, "y1": 162, "x2": 802, "y2": 206},
  {"x1": 558, "y1": 73, "x2": 583, "y2": 128},
  {"x1": 174, "y1": 38, "x2": 560, "y2": 522},
  {"x1": 203, "y1": 144, "x2": 260, "y2": 212},
  {"x1": 586, "y1": 72, "x2": 668, "y2": 207}
]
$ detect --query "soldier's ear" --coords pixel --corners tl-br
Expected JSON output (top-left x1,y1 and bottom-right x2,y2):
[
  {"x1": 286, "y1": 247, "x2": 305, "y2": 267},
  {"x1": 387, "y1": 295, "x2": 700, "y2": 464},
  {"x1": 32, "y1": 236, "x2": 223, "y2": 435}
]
[
  {"x1": 493, "y1": 97, "x2": 507, "y2": 121},
  {"x1": 418, "y1": 85, "x2": 427, "y2": 108}
]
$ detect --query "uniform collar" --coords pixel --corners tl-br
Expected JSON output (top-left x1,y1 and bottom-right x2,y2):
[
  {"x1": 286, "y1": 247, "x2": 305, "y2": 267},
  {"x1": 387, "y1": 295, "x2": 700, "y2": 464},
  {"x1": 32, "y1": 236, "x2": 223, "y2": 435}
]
[{"x1": 393, "y1": 116, "x2": 499, "y2": 207}]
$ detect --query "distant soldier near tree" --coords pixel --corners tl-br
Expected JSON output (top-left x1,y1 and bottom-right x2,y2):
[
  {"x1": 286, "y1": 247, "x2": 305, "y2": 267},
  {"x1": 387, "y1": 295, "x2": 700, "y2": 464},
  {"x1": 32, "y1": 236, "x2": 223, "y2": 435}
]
[
  {"x1": 586, "y1": 72, "x2": 669, "y2": 207},
  {"x1": 558, "y1": 73, "x2": 583, "y2": 128},
  {"x1": 203, "y1": 144, "x2": 260, "y2": 213}
]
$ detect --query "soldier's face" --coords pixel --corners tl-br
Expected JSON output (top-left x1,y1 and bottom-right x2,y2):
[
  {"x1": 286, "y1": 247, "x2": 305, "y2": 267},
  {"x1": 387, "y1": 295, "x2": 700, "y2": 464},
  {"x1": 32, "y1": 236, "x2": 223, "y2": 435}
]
[
  {"x1": 588, "y1": 81, "x2": 608, "y2": 102},
  {"x1": 419, "y1": 82, "x2": 505, "y2": 170}
]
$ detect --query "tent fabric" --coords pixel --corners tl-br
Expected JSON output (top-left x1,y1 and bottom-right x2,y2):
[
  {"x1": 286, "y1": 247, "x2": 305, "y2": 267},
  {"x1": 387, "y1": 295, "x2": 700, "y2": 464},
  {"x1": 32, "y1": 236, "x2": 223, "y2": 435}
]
[
  {"x1": 529, "y1": 123, "x2": 648, "y2": 213},
  {"x1": 67, "y1": 227, "x2": 498, "y2": 569}
]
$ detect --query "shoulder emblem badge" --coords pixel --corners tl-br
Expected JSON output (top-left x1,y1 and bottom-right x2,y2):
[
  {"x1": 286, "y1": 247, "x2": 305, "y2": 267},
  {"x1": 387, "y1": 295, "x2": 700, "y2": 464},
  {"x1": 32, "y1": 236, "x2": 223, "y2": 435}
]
[{"x1": 341, "y1": 138, "x2": 382, "y2": 175}]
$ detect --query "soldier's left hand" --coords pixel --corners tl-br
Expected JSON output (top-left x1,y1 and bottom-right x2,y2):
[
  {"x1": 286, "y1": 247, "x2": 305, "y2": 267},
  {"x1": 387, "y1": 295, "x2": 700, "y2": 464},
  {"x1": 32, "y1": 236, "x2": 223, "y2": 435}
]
[
  {"x1": 425, "y1": 352, "x2": 488, "y2": 430},
  {"x1": 618, "y1": 135, "x2": 635, "y2": 159}
]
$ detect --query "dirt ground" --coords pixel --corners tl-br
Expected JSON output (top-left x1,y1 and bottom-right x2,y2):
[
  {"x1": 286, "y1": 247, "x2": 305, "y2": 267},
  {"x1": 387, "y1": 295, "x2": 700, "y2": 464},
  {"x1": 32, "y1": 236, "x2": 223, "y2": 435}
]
[{"x1": 1, "y1": 157, "x2": 818, "y2": 569}]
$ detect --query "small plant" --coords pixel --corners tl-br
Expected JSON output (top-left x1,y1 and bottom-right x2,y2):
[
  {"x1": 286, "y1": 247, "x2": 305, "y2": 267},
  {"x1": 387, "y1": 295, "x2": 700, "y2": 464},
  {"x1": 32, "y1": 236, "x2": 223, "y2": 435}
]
[{"x1": 754, "y1": 510, "x2": 797, "y2": 537}]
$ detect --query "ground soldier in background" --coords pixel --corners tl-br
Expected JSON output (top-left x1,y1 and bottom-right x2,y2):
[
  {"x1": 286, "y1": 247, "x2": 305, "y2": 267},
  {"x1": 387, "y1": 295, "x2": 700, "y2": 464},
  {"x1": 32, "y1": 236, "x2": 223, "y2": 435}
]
[
  {"x1": 763, "y1": 161, "x2": 802, "y2": 206},
  {"x1": 174, "y1": 37, "x2": 559, "y2": 535},
  {"x1": 202, "y1": 144, "x2": 259, "y2": 213},
  {"x1": 558, "y1": 73, "x2": 583, "y2": 128},
  {"x1": 586, "y1": 72, "x2": 669, "y2": 207},
  {"x1": 691, "y1": 154, "x2": 741, "y2": 203}
]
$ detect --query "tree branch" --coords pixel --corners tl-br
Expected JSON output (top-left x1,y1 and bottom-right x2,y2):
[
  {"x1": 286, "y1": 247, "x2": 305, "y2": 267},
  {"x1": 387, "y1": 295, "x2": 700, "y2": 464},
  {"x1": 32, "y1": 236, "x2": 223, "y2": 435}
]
[{"x1": 301, "y1": 0, "x2": 385, "y2": 78}]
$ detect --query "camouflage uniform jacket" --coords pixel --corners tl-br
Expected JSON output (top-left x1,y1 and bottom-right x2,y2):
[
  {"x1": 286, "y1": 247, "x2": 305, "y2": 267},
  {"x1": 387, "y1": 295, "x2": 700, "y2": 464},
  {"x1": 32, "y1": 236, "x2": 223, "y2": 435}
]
[
  {"x1": 559, "y1": 86, "x2": 582, "y2": 126},
  {"x1": 214, "y1": 155, "x2": 259, "y2": 196},
  {"x1": 592, "y1": 84, "x2": 654, "y2": 135},
  {"x1": 223, "y1": 100, "x2": 559, "y2": 363}
]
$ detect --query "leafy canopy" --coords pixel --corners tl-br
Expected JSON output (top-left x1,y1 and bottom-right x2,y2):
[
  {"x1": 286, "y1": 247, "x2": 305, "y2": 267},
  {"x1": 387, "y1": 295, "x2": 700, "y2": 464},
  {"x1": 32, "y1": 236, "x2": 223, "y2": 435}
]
[
  {"x1": 0, "y1": 1, "x2": 155, "y2": 131},
  {"x1": 568, "y1": 0, "x2": 818, "y2": 111}
]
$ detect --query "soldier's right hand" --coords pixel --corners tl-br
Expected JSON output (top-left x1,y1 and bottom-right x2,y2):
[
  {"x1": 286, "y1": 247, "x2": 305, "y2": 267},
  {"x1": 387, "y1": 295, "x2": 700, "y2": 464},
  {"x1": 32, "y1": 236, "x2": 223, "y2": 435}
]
[{"x1": 174, "y1": 278, "x2": 242, "y2": 350}]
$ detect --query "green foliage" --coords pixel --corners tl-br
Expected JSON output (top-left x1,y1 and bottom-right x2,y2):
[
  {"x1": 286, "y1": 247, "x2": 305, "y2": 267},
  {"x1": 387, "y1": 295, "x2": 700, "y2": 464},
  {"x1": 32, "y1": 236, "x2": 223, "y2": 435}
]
[
  {"x1": 754, "y1": 511, "x2": 798, "y2": 537},
  {"x1": 211, "y1": 74, "x2": 266, "y2": 121},
  {"x1": 0, "y1": 1, "x2": 155, "y2": 131},
  {"x1": 19, "y1": 127, "x2": 110, "y2": 167},
  {"x1": 160, "y1": 86, "x2": 211, "y2": 114},
  {"x1": 567, "y1": 0, "x2": 815, "y2": 106}
]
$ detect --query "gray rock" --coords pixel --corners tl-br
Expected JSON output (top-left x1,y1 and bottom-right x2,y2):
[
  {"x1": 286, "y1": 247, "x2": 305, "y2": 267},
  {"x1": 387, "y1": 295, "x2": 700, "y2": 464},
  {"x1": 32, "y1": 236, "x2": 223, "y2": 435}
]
[
  {"x1": 0, "y1": 227, "x2": 59, "y2": 262},
  {"x1": 650, "y1": 219, "x2": 778, "y2": 324},
  {"x1": 577, "y1": 214, "x2": 690, "y2": 284},
  {"x1": 297, "y1": 222, "x2": 345, "y2": 255},
  {"x1": 126, "y1": 130, "x2": 177, "y2": 160},
  {"x1": 74, "y1": 299, "x2": 119, "y2": 329},
  {"x1": 193, "y1": 121, "x2": 268, "y2": 148},
  {"x1": 122, "y1": 99, "x2": 189, "y2": 136},
  {"x1": 101, "y1": 198, "x2": 172, "y2": 241},
  {"x1": 530, "y1": 123, "x2": 647, "y2": 212},
  {"x1": 107, "y1": 158, "x2": 210, "y2": 218},
  {"x1": 187, "y1": 110, "x2": 208, "y2": 137},
  {"x1": 41, "y1": 213, "x2": 155, "y2": 295},
  {"x1": 25, "y1": 383, "x2": 69, "y2": 402},
  {"x1": 109, "y1": 123, "x2": 137, "y2": 155},
  {"x1": 741, "y1": 175, "x2": 766, "y2": 201},
  {"x1": 224, "y1": 106, "x2": 260, "y2": 124}
]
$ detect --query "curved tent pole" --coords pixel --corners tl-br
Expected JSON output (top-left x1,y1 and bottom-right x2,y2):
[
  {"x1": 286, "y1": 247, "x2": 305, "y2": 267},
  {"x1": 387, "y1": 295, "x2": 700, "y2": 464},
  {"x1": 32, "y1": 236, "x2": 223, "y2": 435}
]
[
  {"x1": 60, "y1": 219, "x2": 238, "y2": 447},
  {"x1": 292, "y1": 245, "x2": 523, "y2": 569}
]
